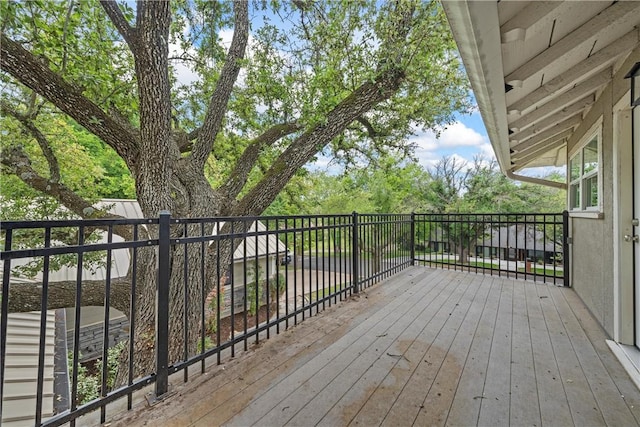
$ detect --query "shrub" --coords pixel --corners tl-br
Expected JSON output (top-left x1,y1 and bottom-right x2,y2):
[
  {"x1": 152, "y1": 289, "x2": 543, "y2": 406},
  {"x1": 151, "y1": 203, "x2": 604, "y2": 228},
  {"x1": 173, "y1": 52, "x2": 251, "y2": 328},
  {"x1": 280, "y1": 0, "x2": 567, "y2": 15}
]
[{"x1": 68, "y1": 341, "x2": 125, "y2": 405}]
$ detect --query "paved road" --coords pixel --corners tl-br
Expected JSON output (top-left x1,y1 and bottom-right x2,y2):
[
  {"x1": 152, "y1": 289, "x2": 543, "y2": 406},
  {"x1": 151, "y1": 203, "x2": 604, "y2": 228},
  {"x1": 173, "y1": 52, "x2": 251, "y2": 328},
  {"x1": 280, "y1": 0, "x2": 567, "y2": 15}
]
[{"x1": 288, "y1": 255, "x2": 407, "y2": 274}]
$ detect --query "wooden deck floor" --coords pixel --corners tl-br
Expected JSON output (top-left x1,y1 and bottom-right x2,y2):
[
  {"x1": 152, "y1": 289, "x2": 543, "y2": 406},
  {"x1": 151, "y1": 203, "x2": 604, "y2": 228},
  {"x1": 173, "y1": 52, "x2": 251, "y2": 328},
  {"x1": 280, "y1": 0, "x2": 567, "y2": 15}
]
[{"x1": 110, "y1": 267, "x2": 640, "y2": 426}]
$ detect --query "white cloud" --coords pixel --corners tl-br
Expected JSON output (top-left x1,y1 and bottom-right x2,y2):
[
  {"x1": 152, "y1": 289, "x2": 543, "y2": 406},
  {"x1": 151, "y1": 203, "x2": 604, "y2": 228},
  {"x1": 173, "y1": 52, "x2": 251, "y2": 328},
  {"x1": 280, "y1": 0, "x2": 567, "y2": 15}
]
[
  {"x1": 169, "y1": 25, "x2": 200, "y2": 86},
  {"x1": 305, "y1": 154, "x2": 344, "y2": 175},
  {"x1": 479, "y1": 143, "x2": 497, "y2": 160},
  {"x1": 218, "y1": 29, "x2": 235, "y2": 50},
  {"x1": 411, "y1": 122, "x2": 488, "y2": 153},
  {"x1": 410, "y1": 121, "x2": 492, "y2": 169},
  {"x1": 169, "y1": 28, "x2": 256, "y2": 87},
  {"x1": 172, "y1": 61, "x2": 200, "y2": 86}
]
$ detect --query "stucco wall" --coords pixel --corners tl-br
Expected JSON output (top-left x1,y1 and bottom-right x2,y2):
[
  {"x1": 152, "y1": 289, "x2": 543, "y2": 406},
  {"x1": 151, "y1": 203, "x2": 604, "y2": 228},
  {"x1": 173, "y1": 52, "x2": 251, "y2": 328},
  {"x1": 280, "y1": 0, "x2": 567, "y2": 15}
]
[{"x1": 566, "y1": 47, "x2": 640, "y2": 337}]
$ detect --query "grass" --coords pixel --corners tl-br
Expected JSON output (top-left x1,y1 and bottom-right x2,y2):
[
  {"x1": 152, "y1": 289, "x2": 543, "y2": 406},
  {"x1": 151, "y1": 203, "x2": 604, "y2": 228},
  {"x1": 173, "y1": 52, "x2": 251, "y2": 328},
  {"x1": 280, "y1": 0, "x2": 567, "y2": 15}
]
[
  {"x1": 423, "y1": 258, "x2": 498, "y2": 269},
  {"x1": 517, "y1": 266, "x2": 564, "y2": 277}
]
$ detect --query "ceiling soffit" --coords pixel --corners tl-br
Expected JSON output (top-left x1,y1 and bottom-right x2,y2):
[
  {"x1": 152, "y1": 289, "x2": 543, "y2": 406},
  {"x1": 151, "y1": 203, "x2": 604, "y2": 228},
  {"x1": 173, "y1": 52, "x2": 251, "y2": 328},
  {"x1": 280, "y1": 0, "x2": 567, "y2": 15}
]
[{"x1": 443, "y1": 1, "x2": 639, "y2": 174}]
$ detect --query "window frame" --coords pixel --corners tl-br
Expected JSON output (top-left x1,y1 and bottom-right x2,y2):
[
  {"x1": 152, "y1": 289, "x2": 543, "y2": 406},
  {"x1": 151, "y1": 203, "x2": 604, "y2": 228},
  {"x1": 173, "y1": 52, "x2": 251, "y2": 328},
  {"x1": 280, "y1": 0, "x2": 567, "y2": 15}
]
[{"x1": 568, "y1": 122, "x2": 602, "y2": 213}]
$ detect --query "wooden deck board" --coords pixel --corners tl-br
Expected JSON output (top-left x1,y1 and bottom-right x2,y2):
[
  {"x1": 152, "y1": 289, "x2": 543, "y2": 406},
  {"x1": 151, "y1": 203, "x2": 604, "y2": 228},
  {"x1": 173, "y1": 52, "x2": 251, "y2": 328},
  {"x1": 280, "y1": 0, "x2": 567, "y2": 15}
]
[
  {"x1": 477, "y1": 277, "x2": 513, "y2": 426},
  {"x1": 549, "y1": 286, "x2": 639, "y2": 426},
  {"x1": 272, "y1": 271, "x2": 458, "y2": 426},
  {"x1": 225, "y1": 269, "x2": 449, "y2": 426},
  {"x1": 308, "y1": 270, "x2": 467, "y2": 427},
  {"x1": 445, "y1": 276, "x2": 502, "y2": 426},
  {"x1": 107, "y1": 267, "x2": 640, "y2": 427},
  {"x1": 538, "y1": 285, "x2": 605, "y2": 426},
  {"x1": 508, "y1": 279, "x2": 541, "y2": 426},
  {"x1": 560, "y1": 288, "x2": 640, "y2": 423},
  {"x1": 524, "y1": 277, "x2": 574, "y2": 426},
  {"x1": 377, "y1": 271, "x2": 480, "y2": 426},
  {"x1": 412, "y1": 274, "x2": 493, "y2": 426}
]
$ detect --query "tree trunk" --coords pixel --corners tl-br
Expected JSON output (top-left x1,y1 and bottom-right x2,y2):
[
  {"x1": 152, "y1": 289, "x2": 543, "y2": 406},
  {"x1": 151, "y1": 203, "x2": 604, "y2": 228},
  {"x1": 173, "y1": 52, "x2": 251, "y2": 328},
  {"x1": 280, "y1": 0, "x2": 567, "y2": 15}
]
[{"x1": 458, "y1": 245, "x2": 469, "y2": 264}]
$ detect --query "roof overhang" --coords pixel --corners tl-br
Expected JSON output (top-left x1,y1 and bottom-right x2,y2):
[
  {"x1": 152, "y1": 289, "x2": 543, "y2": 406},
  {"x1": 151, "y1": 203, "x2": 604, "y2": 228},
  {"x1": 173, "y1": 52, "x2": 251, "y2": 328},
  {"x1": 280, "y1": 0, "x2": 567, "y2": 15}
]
[{"x1": 442, "y1": 1, "x2": 640, "y2": 180}]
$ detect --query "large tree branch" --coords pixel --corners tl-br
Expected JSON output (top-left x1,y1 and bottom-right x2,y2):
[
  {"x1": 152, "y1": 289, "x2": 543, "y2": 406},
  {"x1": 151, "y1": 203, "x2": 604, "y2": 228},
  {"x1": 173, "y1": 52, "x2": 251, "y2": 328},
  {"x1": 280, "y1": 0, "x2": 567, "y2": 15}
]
[
  {"x1": 220, "y1": 122, "x2": 301, "y2": 201},
  {"x1": 0, "y1": 146, "x2": 135, "y2": 240},
  {"x1": 192, "y1": 0, "x2": 248, "y2": 170},
  {"x1": 99, "y1": 0, "x2": 138, "y2": 51},
  {"x1": 1, "y1": 146, "x2": 95, "y2": 216},
  {"x1": 5, "y1": 278, "x2": 132, "y2": 314},
  {"x1": 234, "y1": 67, "x2": 406, "y2": 216},
  {"x1": 356, "y1": 115, "x2": 386, "y2": 139},
  {"x1": 1, "y1": 101, "x2": 61, "y2": 182},
  {"x1": 0, "y1": 34, "x2": 140, "y2": 166}
]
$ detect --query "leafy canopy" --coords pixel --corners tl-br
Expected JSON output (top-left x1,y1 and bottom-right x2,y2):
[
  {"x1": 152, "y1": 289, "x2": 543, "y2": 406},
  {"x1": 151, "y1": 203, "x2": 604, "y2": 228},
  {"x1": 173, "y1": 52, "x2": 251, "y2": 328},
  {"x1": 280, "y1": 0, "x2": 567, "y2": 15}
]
[{"x1": 1, "y1": 0, "x2": 470, "y2": 220}]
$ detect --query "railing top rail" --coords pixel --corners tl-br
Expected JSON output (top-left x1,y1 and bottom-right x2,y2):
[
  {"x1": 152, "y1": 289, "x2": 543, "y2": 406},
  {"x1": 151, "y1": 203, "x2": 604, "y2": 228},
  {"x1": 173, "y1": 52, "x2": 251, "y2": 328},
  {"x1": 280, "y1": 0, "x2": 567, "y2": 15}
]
[
  {"x1": 414, "y1": 212, "x2": 565, "y2": 216},
  {"x1": 0, "y1": 212, "x2": 567, "y2": 231},
  {"x1": 1, "y1": 217, "x2": 158, "y2": 230}
]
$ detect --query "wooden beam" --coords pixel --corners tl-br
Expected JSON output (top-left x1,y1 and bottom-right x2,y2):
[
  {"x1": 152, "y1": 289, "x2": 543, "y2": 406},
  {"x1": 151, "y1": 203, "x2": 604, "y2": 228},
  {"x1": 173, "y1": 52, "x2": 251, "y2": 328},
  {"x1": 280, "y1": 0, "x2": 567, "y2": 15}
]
[
  {"x1": 511, "y1": 122, "x2": 582, "y2": 158},
  {"x1": 512, "y1": 132, "x2": 569, "y2": 162},
  {"x1": 509, "y1": 68, "x2": 610, "y2": 131},
  {"x1": 508, "y1": 30, "x2": 639, "y2": 112},
  {"x1": 512, "y1": 137, "x2": 567, "y2": 169},
  {"x1": 505, "y1": 1, "x2": 640, "y2": 85},
  {"x1": 501, "y1": 1, "x2": 563, "y2": 43},
  {"x1": 510, "y1": 95, "x2": 593, "y2": 139}
]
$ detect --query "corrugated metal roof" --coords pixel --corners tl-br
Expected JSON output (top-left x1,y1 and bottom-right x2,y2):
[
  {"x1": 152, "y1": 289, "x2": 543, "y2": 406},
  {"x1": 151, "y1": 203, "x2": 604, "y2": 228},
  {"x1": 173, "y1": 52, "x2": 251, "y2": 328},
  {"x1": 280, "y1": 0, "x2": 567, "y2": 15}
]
[
  {"x1": 96, "y1": 198, "x2": 144, "y2": 218},
  {"x1": 2, "y1": 311, "x2": 56, "y2": 426},
  {"x1": 219, "y1": 220, "x2": 288, "y2": 261}
]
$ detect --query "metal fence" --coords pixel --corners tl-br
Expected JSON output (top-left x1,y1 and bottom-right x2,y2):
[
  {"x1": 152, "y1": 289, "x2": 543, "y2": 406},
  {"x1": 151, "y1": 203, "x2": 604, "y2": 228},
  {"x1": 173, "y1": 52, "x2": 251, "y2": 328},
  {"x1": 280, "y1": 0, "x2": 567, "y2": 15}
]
[
  {"x1": 0, "y1": 212, "x2": 413, "y2": 426},
  {"x1": 0, "y1": 211, "x2": 567, "y2": 426},
  {"x1": 413, "y1": 212, "x2": 568, "y2": 286}
]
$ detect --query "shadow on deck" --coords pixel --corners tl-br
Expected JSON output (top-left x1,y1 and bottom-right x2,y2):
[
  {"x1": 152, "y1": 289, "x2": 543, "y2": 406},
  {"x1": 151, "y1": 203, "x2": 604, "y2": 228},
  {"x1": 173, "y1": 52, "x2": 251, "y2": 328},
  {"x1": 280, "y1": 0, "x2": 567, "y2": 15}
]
[{"x1": 108, "y1": 266, "x2": 640, "y2": 426}]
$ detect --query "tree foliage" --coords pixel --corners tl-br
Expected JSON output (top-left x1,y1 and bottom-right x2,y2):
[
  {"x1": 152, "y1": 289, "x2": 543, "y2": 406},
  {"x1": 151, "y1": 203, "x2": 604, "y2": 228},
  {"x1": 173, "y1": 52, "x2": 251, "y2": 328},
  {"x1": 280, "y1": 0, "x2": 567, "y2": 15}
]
[
  {"x1": 1, "y1": 0, "x2": 470, "y2": 373},
  {"x1": 291, "y1": 155, "x2": 565, "y2": 216}
]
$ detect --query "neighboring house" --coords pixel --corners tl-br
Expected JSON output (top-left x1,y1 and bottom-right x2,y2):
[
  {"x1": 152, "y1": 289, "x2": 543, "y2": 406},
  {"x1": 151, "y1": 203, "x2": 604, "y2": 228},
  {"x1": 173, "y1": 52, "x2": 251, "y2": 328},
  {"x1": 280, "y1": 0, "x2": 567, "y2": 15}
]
[
  {"x1": 417, "y1": 226, "x2": 451, "y2": 253},
  {"x1": 427, "y1": 240, "x2": 450, "y2": 254},
  {"x1": 442, "y1": 1, "x2": 640, "y2": 382},
  {"x1": 475, "y1": 224, "x2": 561, "y2": 264}
]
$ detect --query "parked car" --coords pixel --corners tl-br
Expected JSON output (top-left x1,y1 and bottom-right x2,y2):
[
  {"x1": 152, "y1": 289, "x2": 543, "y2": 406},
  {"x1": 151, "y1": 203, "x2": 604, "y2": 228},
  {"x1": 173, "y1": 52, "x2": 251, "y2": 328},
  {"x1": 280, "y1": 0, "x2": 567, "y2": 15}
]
[{"x1": 280, "y1": 249, "x2": 292, "y2": 265}]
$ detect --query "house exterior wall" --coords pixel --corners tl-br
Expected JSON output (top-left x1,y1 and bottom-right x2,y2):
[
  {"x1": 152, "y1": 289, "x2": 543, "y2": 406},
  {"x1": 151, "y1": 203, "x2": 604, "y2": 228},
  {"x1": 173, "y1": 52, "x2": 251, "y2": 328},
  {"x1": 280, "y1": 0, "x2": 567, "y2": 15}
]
[
  {"x1": 566, "y1": 47, "x2": 640, "y2": 337},
  {"x1": 221, "y1": 255, "x2": 280, "y2": 317}
]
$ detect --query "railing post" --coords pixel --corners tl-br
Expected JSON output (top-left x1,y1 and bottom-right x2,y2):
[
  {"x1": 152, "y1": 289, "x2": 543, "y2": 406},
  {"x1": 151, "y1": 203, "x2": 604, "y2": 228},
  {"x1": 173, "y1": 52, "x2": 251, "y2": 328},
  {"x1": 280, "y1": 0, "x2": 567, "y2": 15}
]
[
  {"x1": 352, "y1": 211, "x2": 359, "y2": 294},
  {"x1": 155, "y1": 211, "x2": 171, "y2": 398},
  {"x1": 410, "y1": 212, "x2": 416, "y2": 266},
  {"x1": 0, "y1": 228, "x2": 13, "y2": 424},
  {"x1": 562, "y1": 210, "x2": 570, "y2": 287}
]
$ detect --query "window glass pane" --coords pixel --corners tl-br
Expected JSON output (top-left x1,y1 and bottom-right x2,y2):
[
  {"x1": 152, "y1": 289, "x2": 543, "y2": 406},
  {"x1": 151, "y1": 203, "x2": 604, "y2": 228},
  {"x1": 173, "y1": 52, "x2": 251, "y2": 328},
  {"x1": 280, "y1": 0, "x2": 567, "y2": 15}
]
[
  {"x1": 583, "y1": 137, "x2": 598, "y2": 174},
  {"x1": 569, "y1": 155, "x2": 580, "y2": 181},
  {"x1": 584, "y1": 173, "x2": 598, "y2": 207},
  {"x1": 569, "y1": 183, "x2": 580, "y2": 209}
]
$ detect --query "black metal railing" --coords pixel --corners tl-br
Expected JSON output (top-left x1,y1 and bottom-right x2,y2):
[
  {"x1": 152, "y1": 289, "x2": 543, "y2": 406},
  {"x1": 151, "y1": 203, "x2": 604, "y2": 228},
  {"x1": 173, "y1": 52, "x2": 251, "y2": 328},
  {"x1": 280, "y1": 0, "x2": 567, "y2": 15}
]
[
  {"x1": 0, "y1": 211, "x2": 567, "y2": 426},
  {"x1": 0, "y1": 212, "x2": 413, "y2": 426},
  {"x1": 413, "y1": 212, "x2": 568, "y2": 286}
]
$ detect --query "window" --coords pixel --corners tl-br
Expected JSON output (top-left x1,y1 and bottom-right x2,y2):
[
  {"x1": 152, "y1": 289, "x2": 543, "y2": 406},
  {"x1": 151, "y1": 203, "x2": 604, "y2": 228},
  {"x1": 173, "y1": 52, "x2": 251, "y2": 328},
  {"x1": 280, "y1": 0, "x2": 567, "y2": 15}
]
[{"x1": 569, "y1": 131, "x2": 600, "y2": 211}]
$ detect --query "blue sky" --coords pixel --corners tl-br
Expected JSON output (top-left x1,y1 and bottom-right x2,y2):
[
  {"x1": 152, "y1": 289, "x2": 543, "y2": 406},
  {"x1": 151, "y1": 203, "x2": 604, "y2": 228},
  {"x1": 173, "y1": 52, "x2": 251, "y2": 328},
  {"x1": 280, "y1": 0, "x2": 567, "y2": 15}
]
[{"x1": 308, "y1": 108, "x2": 496, "y2": 174}]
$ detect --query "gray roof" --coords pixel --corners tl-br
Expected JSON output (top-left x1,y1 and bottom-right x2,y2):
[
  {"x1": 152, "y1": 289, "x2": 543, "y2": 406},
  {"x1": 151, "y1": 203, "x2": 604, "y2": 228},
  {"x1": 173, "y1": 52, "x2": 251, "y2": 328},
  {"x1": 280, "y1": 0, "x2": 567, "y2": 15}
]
[{"x1": 479, "y1": 224, "x2": 560, "y2": 252}]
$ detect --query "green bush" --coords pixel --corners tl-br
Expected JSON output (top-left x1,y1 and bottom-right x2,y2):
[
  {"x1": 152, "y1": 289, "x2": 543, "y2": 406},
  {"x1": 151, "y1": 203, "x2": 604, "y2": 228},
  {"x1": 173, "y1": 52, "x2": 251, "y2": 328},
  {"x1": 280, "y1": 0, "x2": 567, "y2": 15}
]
[{"x1": 68, "y1": 341, "x2": 125, "y2": 405}]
